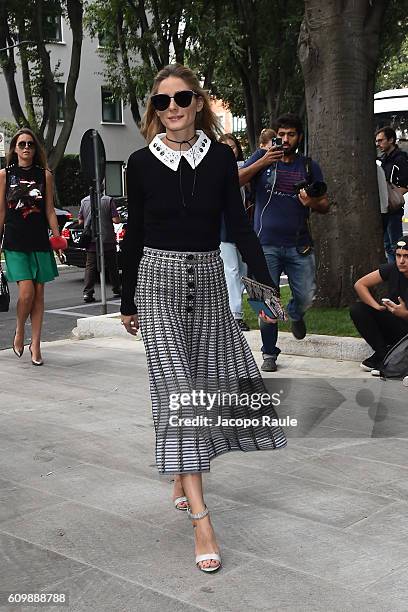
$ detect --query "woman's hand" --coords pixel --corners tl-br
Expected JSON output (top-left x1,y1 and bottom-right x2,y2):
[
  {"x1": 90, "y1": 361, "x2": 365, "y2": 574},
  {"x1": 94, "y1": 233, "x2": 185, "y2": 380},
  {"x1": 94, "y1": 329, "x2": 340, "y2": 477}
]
[
  {"x1": 121, "y1": 314, "x2": 139, "y2": 335},
  {"x1": 259, "y1": 309, "x2": 277, "y2": 324}
]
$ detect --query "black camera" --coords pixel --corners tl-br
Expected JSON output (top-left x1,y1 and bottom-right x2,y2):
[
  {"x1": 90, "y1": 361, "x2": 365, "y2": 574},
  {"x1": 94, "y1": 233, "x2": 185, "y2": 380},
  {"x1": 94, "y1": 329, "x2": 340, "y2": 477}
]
[
  {"x1": 271, "y1": 137, "x2": 283, "y2": 150},
  {"x1": 293, "y1": 179, "x2": 327, "y2": 198}
]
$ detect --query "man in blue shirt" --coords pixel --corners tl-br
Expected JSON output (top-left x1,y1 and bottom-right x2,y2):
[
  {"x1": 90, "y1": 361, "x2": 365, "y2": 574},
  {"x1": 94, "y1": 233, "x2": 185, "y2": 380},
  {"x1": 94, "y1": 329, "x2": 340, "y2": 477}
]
[{"x1": 239, "y1": 114, "x2": 329, "y2": 372}]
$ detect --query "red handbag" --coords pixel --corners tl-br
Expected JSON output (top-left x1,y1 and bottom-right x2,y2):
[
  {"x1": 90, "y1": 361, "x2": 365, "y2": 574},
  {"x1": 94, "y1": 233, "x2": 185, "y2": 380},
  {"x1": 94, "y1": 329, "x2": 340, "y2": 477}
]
[{"x1": 49, "y1": 236, "x2": 68, "y2": 251}]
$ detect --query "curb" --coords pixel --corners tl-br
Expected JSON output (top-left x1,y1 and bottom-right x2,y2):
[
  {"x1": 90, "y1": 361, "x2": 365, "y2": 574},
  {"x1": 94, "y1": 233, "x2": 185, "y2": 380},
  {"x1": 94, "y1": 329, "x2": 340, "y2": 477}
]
[
  {"x1": 72, "y1": 312, "x2": 141, "y2": 341},
  {"x1": 73, "y1": 312, "x2": 370, "y2": 362}
]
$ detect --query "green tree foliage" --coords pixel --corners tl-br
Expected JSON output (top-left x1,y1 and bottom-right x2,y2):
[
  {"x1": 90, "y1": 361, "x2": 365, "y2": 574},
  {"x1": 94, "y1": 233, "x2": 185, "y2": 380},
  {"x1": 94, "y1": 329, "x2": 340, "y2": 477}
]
[
  {"x1": 377, "y1": 36, "x2": 408, "y2": 91},
  {"x1": 376, "y1": 1, "x2": 408, "y2": 91},
  {"x1": 0, "y1": 0, "x2": 83, "y2": 169},
  {"x1": 54, "y1": 155, "x2": 89, "y2": 209},
  {"x1": 84, "y1": 0, "x2": 304, "y2": 150},
  {"x1": 85, "y1": 0, "x2": 214, "y2": 126},
  {"x1": 201, "y1": 0, "x2": 304, "y2": 149}
]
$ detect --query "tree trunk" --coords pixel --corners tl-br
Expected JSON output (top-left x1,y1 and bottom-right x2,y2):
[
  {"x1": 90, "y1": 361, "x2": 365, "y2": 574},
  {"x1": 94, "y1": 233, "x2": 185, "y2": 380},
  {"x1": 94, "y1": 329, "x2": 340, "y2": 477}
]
[
  {"x1": 0, "y1": 3, "x2": 29, "y2": 127},
  {"x1": 298, "y1": 0, "x2": 388, "y2": 306},
  {"x1": 48, "y1": 0, "x2": 83, "y2": 170},
  {"x1": 116, "y1": 9, "x2": 141, "y2": 127}
]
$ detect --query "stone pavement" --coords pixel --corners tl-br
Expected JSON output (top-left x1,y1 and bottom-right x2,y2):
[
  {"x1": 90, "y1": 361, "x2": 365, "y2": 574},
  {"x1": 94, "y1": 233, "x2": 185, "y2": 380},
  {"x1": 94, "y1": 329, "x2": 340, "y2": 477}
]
[{"x1": 1, "y1": 336, "x2": 408, "y2": 611}]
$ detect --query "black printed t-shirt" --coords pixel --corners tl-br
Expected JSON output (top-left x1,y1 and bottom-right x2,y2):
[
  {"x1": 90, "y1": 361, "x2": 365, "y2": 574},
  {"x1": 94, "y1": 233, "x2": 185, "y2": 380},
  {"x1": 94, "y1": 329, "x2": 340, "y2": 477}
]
[
  {"x1": 3, "y1": 165, "x2": 50, "y2": 252},
  {"x1": 379, "y1": 263, "x2": 408, "y2": 304},
  {"x1": 120, "y1": 139, "x2": 274, "y2": 315}
]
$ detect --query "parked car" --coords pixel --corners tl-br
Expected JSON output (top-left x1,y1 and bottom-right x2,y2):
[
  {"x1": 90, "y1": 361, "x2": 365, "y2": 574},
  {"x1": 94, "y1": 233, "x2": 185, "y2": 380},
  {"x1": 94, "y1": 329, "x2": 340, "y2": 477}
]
[
  {"x1": 55, "y1": 207, "x2": 73, "y2": 231},
  {"x1": 61, "y1": 201, "x2": 127, "y2": 269}
]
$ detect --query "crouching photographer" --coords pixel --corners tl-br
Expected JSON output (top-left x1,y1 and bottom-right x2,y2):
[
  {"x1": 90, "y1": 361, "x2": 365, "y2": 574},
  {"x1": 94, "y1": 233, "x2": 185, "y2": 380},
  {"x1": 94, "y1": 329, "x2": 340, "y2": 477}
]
[
  {"x1": 238, "y1": 113, "x2": 329, "y2": 372},
  {"x1": 350, "y1": 236, "x2": 408, "y2": 376}
]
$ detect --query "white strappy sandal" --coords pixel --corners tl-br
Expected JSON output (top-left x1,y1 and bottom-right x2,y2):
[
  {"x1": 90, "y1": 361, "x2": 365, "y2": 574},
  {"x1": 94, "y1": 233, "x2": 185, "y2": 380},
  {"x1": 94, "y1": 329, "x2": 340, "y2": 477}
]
[
  {"x1": 187, "y1": 505, "x2": 222, "y2": 573},
  {"x1": 173, "y1": 496, "x2": 189, "y2": 511}
]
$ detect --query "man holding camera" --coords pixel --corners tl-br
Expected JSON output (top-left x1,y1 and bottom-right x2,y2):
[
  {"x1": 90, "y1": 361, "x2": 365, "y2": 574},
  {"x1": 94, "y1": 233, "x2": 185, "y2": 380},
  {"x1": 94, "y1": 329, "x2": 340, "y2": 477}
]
[{"x1": 239, "y1": 114, "x2": 329, "y2": 372}]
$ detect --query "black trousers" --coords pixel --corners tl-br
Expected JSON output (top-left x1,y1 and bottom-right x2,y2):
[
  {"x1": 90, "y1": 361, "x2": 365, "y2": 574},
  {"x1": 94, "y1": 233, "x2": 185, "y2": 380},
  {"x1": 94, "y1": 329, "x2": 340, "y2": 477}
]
[
  {"x1": 84, "y1": 249, "x2": 121, "y2": 295},
  {"x1": 350, "y1": 302, "x2": 408, "y2": 356}
]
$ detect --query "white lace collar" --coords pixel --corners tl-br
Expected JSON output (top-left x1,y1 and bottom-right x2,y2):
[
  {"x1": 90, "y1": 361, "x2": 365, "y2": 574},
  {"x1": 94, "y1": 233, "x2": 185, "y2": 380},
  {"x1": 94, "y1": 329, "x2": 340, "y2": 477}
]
[{"x1": 149, "y1": 130, "x2": 211, "y2": 170}]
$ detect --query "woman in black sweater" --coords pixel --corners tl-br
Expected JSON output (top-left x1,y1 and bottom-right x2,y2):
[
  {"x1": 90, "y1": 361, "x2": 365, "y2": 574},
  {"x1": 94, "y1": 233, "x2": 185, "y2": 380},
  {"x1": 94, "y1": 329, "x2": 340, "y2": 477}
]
[{"x1": 121, "y1": 64, "x2": 286, "y2": 573}]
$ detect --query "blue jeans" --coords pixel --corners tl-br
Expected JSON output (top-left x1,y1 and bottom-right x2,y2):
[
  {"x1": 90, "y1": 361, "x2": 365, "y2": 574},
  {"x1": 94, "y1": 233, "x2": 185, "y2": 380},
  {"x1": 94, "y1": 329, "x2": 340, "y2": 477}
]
[
  {"x1": 220, "y1": 242, "x2": 247, "y2": 318},
  {"x1": 383, "y1": 212, "x2": 403, "y2": 263},
  {"x1": 260, "y1": 245, "x2": 316, "y2": 357}
]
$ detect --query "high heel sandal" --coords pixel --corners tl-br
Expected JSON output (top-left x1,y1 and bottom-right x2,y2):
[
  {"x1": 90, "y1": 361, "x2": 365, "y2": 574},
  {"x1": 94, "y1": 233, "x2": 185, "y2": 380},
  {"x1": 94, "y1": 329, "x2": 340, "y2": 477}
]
[
  {"x1": 187, "y1": 505, "x2": 221, "y2": 573},
  {"x1": 12, "y1": 331, "x2": 24, "y2": 358},
  {"x1": 173, "y1": 496, "x2": 189, "y2": 511},
  {"x1": 29, "y1": 345, "x2": 43, "y2": 366}
]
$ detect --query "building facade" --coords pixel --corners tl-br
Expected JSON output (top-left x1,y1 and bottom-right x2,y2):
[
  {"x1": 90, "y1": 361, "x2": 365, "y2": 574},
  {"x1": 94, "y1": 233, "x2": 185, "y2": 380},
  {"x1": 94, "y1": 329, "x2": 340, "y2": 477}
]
[
  {"x1": 0, "y1": 14, "x2": 146, "y2": 198},
  {"x1": 0, "y1": 14, "x2": 248, "y2": 200}
]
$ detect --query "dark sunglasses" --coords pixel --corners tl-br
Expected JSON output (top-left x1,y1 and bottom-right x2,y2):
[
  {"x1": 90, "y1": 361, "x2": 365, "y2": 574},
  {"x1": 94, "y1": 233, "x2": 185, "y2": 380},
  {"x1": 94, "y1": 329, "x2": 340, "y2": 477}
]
[
  {"x1": 151, "y1": 90, "x2": 198, "y2": 111},
  {"x1": 17, "y1": 140, "x2": 35, "y2": 149}
]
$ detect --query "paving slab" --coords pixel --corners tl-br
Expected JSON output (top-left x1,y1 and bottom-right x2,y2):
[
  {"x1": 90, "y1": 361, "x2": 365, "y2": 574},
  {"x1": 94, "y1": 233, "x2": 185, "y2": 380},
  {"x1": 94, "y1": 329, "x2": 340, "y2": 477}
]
[
  {"x1": 29, "y1": 567, "x2": 207, "y2": 612},
  {"x1": 287, "y1": 452, "x2": 408, "y2": 495},
  {"x1": 0, "y1": 532, "x2": 89, "y2": 598},
  {"x1": 345, "y1": 500, "x2": 408, "y2": 542},
  {"x1": 180, "y1": 558, "x2": 395, "y2": 612},
  {"x1": 0, "y1": 501, "x2": 251, "y2": 599},
  {"x1": 1, "y1": 336, "x2": 408, "y2": 611},
  {"x1": 170, "y1": 505, "x2": 408, "y2": 591},
  {"x1": 361, "y1": 561, "x2": 408, "y2": 610}
]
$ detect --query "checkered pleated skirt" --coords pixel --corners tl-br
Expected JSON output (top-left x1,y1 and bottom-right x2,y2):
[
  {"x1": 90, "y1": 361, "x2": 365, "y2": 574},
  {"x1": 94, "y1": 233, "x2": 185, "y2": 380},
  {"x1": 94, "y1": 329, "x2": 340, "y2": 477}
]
[{"x1": 136, "y1": 247, "x2": 287, "y2": 474}]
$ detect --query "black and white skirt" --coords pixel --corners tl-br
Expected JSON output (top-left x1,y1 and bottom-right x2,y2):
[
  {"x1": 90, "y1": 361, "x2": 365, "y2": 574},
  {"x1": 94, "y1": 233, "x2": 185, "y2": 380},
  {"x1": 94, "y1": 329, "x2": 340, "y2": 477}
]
[{"x1": 137, "y1": 247, "x2": 287, "y2": 474}]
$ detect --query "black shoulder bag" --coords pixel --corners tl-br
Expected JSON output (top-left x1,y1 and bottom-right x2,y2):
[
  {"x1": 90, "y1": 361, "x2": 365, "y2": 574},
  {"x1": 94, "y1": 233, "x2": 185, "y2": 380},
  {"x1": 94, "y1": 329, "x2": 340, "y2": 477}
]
[
  {"x1": 77, "y1": 212, "x2": 93, "y2": 249},
  {"x1": 295, "y1": 156, "x2": 314, "y2": 257},
  {"x1": 0, "y1": 266, "x2": 10, "y2": 312}
]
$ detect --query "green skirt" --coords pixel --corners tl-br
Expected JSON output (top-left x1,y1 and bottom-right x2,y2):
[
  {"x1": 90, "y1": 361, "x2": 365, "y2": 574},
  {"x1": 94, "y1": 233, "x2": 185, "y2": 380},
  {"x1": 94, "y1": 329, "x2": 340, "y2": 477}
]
[{"x1": 4, "y1": 250, "x2": 58, "y2": 283}]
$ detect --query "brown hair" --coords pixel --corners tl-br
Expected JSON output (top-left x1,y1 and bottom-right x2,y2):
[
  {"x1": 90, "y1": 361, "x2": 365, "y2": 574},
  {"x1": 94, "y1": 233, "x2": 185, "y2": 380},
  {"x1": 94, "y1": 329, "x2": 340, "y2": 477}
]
[
  {"x1": 375, "y1": 126, "x2": 397, "y2": 145},
  {"x1": 219, "y1": 133, "x2": 244, "y2": 161},
  {"x1": 6, "y1": 128, "x2": 47, "y2": 168},
  {"x1": 259, "y1": 128, "x2": 276, "y2": 147},
  {"x1": 140, "y1": 64, "x2": 222, "y2": 143}
]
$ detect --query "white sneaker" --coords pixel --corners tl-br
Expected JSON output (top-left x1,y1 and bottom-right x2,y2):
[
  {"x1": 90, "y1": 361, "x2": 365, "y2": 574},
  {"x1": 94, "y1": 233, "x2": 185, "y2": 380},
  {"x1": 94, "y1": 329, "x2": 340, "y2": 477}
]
[
  {"x1": 371, "y1": 368, "x2": 381, "y2": 377},
  {"x1": 403, "y1": 376, "x2": 408, "y2": 387}
]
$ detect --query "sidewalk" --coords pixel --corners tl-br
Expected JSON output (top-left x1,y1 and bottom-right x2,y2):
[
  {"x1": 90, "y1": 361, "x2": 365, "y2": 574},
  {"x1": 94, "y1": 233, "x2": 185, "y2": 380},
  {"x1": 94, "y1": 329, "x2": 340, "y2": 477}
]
[{"x1": 1, "y1": 336, "x2": 408, "y2": 611}]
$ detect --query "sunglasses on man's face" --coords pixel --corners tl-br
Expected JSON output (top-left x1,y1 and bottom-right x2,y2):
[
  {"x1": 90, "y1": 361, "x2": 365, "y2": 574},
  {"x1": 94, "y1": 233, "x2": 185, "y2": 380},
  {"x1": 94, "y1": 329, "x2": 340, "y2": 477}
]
[
  {"x1": 150, "y1": 90, "x2": 198, "y2": 111},
  {"x1": 17, "y1": 141, "x2": 35, "y2": 150}
]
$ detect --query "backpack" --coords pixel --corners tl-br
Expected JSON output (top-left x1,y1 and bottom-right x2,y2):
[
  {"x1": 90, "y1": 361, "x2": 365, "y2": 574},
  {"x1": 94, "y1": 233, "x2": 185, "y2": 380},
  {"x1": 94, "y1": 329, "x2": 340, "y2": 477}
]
[{"x1": 380, "y1": 333, "x2": 408, "y2": 379}]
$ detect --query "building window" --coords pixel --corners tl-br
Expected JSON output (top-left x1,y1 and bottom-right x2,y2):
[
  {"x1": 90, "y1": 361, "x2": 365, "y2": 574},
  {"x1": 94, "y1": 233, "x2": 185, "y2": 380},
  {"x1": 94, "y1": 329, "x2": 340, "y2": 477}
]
[
  {"x1": 106, "y1": 162, "x2": 124, "y2": 196},
  {"x1": 56, "y1": 83, "x2": 65, "y2": 121},
  {"x1": 217, "y1": 114, "x2": 225, "y2": 130},
  {"x1": 43, "y1": 13, "x2": 63, "y2": 42},
  {"x1": 101, "y1": 88, "x2": 123, "y2": 123},
  {"x1": 232, "y1": 116, "x2": 247, "y2": 132}
]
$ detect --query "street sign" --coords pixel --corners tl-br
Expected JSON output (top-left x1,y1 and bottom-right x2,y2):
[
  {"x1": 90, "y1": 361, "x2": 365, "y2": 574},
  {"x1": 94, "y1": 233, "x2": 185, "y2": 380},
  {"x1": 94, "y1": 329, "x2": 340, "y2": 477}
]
[
  {"x1": 79, "y1": 129, "x2": 106, "y2": 185},
  {"x1": 0, "y1": 133, "x2": 5, "y2": 158},
  {"x1": 79, "y1": 129, "x2": 108, "y2": 314}
]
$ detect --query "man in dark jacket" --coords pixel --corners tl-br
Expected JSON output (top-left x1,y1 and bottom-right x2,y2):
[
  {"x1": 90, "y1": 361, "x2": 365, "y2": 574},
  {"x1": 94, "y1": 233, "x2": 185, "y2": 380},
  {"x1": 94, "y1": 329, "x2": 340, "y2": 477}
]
[{"x1": 376, "y1": 126, "x2": 408, "y2": 262}]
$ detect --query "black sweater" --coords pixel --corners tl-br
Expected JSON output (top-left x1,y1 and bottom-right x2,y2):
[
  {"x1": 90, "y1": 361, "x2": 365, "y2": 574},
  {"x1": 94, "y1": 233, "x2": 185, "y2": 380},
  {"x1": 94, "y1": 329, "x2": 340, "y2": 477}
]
[{"x1": 120, "y1": 140, "x2": 274, "y2": 315}]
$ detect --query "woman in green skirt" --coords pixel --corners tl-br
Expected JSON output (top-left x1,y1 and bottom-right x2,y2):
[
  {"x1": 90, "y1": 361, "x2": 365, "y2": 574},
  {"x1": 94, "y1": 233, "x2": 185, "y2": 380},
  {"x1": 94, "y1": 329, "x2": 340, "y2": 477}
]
[{"x1": 0, "y1": 128, "x2": 61, "y2": 365}]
